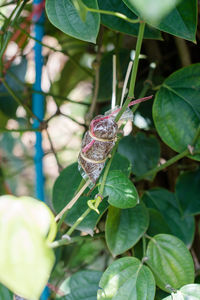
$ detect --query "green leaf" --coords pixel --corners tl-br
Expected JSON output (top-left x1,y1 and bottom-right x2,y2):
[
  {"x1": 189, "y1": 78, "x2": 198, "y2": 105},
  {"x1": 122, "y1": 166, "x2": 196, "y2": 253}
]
[
  {"x1": 58, "y1": 270, "x2": 102, "y2": 299},
  {"x1": 45, "y1": 0, "x2": 100, "y2": 43},
  {"x1": 118, "y1": 133, "x2": 160, "y2": 179},
  {"x1": 146, "y1": 234, "x2": 195, "y2": 292},
  {"x1": 0, "y1": 195, "x2": 56, "y2": 299},
  {"x1": 100, "y1": 170, "x2": 139, "y2": 209},
  {"x1": 109, "y1": 152, "x2": 132, "y2": 177},
  {"x1": 66, "y1": 195, "x2": 108, "y2": 235},
  {"x1": 153, "y1": 64, "x2": 200, "y2": 160},
  {"x1": 52, "y1": 162, "x2": 82, "y2": 214},
  {"x1": 0, "y1": 283, "x2": 13, "y2": 300},
  {"x1": 175, "y1": 169, "x2": 200, "y2": 216},
  {"x1": 105, "y1": 204, "x2": 149, "y2": 256},
  {"x1": 163, "y1": 284, "x2": 200, "y2": 300},
  {"x1": 122, "y1": 0, "x2": 197, "y2": 41},
  {"x1": 97, "y1": 257, "x2": 155, "y2": 300},
  {"x1": 147, "y1": 208, "x2": 171, "y2": 237},
  {"x1": 98, "y1": 0, "x2": 161, "y2": 39},
  {"x1": 142, "y1": 188, "x2": 195, "y2": 246}
]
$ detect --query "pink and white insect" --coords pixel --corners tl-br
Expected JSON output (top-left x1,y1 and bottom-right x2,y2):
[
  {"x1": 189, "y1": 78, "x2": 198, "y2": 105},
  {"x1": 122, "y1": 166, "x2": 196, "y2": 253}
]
[{"x1": 78, "y1": 57, "x2": 152, "y2": 184}]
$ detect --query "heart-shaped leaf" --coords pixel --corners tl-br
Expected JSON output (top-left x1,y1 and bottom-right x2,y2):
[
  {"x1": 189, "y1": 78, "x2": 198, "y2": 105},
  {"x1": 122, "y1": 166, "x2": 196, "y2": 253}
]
[
  {"x1": 0, "y1": 195, "x2": 56, "y2": 299},
  {"x1": 97, "y1": 257, "x2": 155, "y2": 300},
  {"x1": 105, "y1": 204, "x2": 149, "y2": 256},
  {"x1": 153, "y1": 64, "x2": 200, "y2": 160},
  {"x1": 100, "y1": 170, "x2": 139, "y2": 208},
  {"x1": 142, "y1": 188, "x2": 195, "y2": 246},
  {"x1": 118, "y1": 133, "x2": 160, "y2": 179},
  {"x1": 146, "y1": 234, "x2": 195, "y2": 292},
  {"x1": 46, "y1": 0, "x2": 100, "y2": 43}
]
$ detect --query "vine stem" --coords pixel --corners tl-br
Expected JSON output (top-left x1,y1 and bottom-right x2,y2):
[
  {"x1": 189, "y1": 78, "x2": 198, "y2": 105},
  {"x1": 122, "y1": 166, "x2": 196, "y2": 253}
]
[
  {"x1": 85, "y1": 7, "x2": 140, "y2": 24},
  {"x1": 135, "y1": 125, "x2": 200, "y2": 182},
  {"x1": 55, "y1": 179, "x2": 91, "y2": 222},
  {"x1": 115, "y1": 21, "x2": 145, "y2": 122},
  {"x1": 135, "y1": 149, "x2": 189, "y2": 182}
]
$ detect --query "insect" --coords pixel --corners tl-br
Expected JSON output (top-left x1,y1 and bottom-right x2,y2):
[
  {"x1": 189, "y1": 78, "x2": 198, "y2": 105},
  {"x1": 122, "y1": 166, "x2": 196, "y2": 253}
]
[{"x1": 78, "y1": 95, "x2": 152, "y2": 185}]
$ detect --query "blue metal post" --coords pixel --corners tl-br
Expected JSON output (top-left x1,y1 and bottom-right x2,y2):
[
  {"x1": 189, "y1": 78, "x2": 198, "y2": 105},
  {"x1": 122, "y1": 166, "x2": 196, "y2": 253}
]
[{"x1": 32, "y1": 1, "x2": 49, "y2": 299}]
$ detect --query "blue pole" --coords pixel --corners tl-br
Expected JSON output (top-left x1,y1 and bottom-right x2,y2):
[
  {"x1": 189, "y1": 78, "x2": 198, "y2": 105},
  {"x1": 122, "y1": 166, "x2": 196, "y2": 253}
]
[{"x1": 32, "y1": 1, "x2": 49, "y2": 299}]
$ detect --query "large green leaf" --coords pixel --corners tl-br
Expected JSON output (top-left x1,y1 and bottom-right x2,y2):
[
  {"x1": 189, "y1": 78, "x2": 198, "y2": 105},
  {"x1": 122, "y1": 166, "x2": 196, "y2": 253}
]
[
  {"x1": 163, "y1": 284, "x2": 200, "y2": 300},
  {"x1": 100, "y1": 170, "x2": 139, "y2": 208},
  {"x1": 0, "y1": 195, "x2": 56, "y2": 299},
  {"x1": 109, "y1": 152, "x2": 132, "y2": 177},
  {"x1": 122, "y1": 0, "x2": 197, "y2": 42},
  {"x1": 98, "y1": 0, "x2": 161, "y2": 39},
  {"x1": 105, "y1": 204, "x2": 149, "y2": 256},
  {"x1": 175, "y1": 169, "x2": 200, "y2": 216},
  {"x1": 66, "y1": 195, "x2": 108, "y2": 235},
  {"x1": 118, "y1": 133, "x2": 160, "y2": 179},
  {"x1": 45, "y1": 0, "x2": 100, "y2": 43},
  {"x1": 142, "y1": 188, "x2": 195, "y2": 246},
  {"x1": 97, "y1": 257, "x2": 155, "y2": 300},
  {"x1": 153, "y1": 64, "x2": 200, "y2": 160},
  {"x1": 58, "y1": 270, "x2": 102, "y2": 299},
  {"x1": 147, "y1": 208, "x2": 171, "y2": 237},
  {"x1": 146, "y1": 234, "x2": 195, "y2": 292}
]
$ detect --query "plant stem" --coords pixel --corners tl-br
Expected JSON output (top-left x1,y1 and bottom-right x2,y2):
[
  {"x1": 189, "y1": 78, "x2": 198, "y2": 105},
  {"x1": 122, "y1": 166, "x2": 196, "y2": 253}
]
[
  {"x1": 135, "y1": 149, "x2": 189, "y2": 182},
  {"x1": 0, "y1": 128, "x2": 40, "y2": 132},
  {"x1": 85, "y1": 7, "x2": 140, "y2": 24},
  {"x1": 115, "y1": 22, "x2": 145, "y2": 122},
  {"x1": 135, "y1": 125, "x2": 200, "y2": 182},
  {"x1": 66, "y1": 207, "x2": 91, "y2": 236},
  {"x1": 50, "y1": 232, "x2": 104, "y2": 248}
]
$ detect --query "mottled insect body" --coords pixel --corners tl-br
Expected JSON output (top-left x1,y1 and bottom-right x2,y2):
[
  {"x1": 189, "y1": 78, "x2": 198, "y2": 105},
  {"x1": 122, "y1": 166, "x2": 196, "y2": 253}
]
[{"x1": 78, "y1": 115, "x2": 118, "y2": 184}]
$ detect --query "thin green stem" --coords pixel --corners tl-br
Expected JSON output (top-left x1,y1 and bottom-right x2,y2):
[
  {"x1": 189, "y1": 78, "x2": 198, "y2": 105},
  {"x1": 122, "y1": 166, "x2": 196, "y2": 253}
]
[
  {"x1": 2, "y1": 79, "x2": 41, "y2": 121},
  {"x1": 86, "y1": 7, "x2": 140, "y2": 24},
  {"x1": 99, "y1": 140, "x2": 119, "y2": 194},
  {"x1": 115, "y1": 22, "x2": 145, "y2": 122},
  {"x1": 50, "y1": 232, "x2": 104, "y2": 248},
  {"x1": 135, "y1": 124, "x2": 200, "y2": 182},
  {"x1": 135, "y1": 149, "x2": 189, "y2": 182},
  {"x1": 66, "y1": 208, "x2": 91, "y2": 236},
  {"x1": 132, "y1": 63, "x2": 155, "y2": 114}
]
